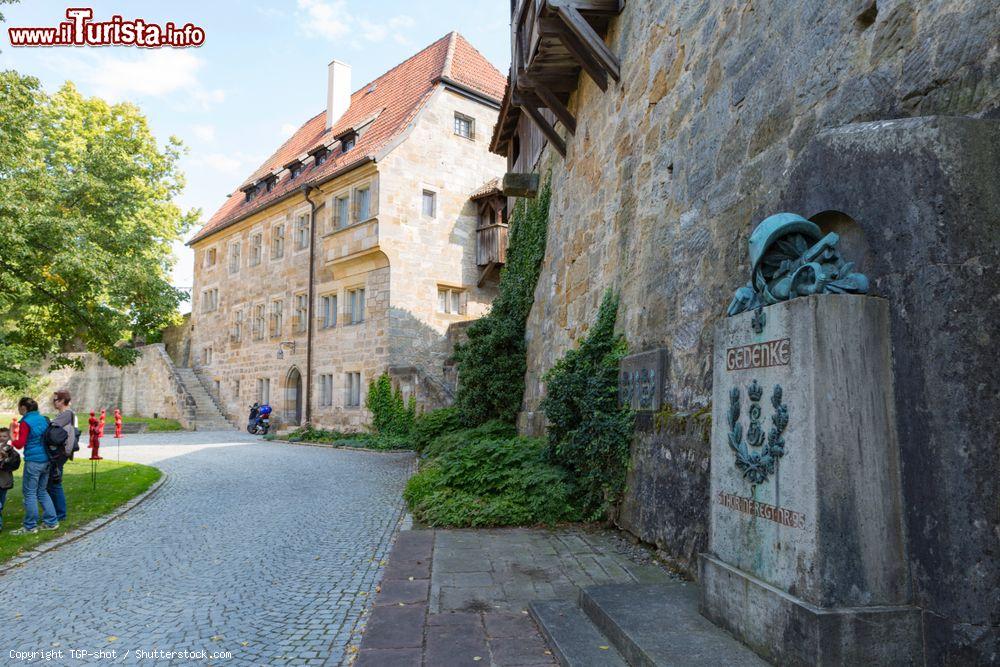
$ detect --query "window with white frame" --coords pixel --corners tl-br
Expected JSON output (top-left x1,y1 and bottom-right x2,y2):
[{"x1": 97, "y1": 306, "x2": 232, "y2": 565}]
[
  {"x1": 250, "y1": 233, "x2": 263, "y2": 266},
  {"x1": 294, "y1": 213, "x2": 309, "y2": 249},
  {"x1": 294, "y1": 293, "x2": 308, "y2": 333},
  {"x1": 437, "y1": 287, "x2": 465, "y2": 315},
  {"x1": 319, "y1": 373, "x2": 334, "y2": 407},
  {"x1": 257, "y1": 377, "x2": 271, "y2": 404},
  {"x1": 355, "y1": 186, "x2": 370, "y2": 222},
  {"x1": 269, "y1": 299, "x2": 283, "y2": 337},
  {"x1": 345, "y1": 372, "x2": 361, "y2": 407},
  {"x1": 422, "y1": 190, "x2": 436, "y2": 217},
  {"x1": 334, "y1": 194, "x2": 350, "y2": 229},
  {"x1": 229, "y1": 241, "x2": 241, "y2": 273},
  {"x1": 200, "y1": 288, "x2": 219, "y2": 313},
  {"x1": 252, "y1": 304, "x2": 265, "y2": 340},
  {"x1": 271, "y1": 223, "x2": 285, "y2": 259},
  {"x1": 348, "y1": 288, "x2": 365, "y2": 325},
  {"x1": 320, "y1": 294, "x2": 337, "y2": 328},
  {"x1": 232, "y1": 308, "x2": 244, "y2": 342},
  {"x1": 454, "y1": 112, "x2": 474, "y2": 139}
]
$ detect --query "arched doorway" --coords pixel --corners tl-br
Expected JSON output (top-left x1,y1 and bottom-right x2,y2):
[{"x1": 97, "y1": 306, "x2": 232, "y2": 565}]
[{"x1": 284, "y1": 367, "x2": 302, "y2": 426}]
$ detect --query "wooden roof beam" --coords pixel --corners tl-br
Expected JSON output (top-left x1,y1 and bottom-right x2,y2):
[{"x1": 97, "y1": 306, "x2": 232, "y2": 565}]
[
  {"x1": 553, "y1": 3, "x2": 620, "y2": 83},
  {"x1": 520, "y1": 101, "x2": 567, "y2": 157},
  {"x1": 518, "y1": 75, "x2": 577, "y2": 135}
]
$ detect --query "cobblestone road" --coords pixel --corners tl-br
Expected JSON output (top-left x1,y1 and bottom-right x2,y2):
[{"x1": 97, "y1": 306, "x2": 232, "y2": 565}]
[{"x1": 0, "y1": 431, "x2": 414, "y2": 666}]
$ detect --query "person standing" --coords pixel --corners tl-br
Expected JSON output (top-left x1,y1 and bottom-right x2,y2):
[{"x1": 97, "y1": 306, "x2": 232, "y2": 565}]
[
  {"x1": 47, "y1": 389, "x2": 77, "y2": 523},
  {"x1": 0, "y1": 428, "x2": 14, "y2": 533},
  {"x1": 9, "y1": 397, "x2": 58, "y2": 534}
]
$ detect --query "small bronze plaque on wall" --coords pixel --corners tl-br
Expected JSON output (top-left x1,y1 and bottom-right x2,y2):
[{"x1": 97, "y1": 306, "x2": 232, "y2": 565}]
[{"x1": 618, "y1": 348, "x2": 668, "y2": 413}]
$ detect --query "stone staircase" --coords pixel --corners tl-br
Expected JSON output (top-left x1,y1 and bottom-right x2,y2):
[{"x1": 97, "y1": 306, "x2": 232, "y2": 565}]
[
  {"x1": 174, "y1": 367, "x2": 235, "y2": 431},
  {"x1": 530, "y1": 582, "x2": 767, "y2": 666}
]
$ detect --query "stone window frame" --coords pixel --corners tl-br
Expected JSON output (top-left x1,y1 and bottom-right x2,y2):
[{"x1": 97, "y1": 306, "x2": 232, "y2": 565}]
[
  {"x1": 319, "y1": 373, "x2": 334, "y2": 407},
  {"x1": 330, "y1": 190, "x2": 352, "y2": 231},
  {"x1": 231, "y1": 307, "x2": 244, "y2": 343},
  {"x1": 346, "y1": 286, "x2": 366, "y2": 325},
  {"x1": 353, "y1": 184, "x2": 372, "y2": 224},
  {"x1": 203, "y1": 345, "x2": 213, "y2": 365},
  {"x1": 270, "y1": 220, "x2": 286, "y2": 260},
  {"x1": 200, "y1": 287, "x2": 219, "y2": 313},
  {"x1": 422, "y1": 188, "x2": 437, "y2": 218},
  {"x1": 293, "y1": 209, "x2": 310, "y2": 251},
  {"x1": 293, "y1": 293, "x2": 309, "y2": 334},
  {"x1": 319, "y1": 293, "x2": 338, "y2": 329},
  {"x1": 252, "y1": 303, "x2": 266, "y2": 341},
  {"x1": 228, "y1": 240, "x2": 242, "y2": 274},
  {"x1": 269, "y1": 298, "x2": 284, "y2": 338},
  {"x1": 453, "y1": 112, "x2": 475, "y2": 140},
  {"x1": 203, "y1": 246, "x2": 218, "y2": 268},
  {"x1": 436, "y1": 284, "x2": 467, "y2": 315},
  {"x1": 249, "y1": 231, "x2": 263, "y2": 266},
  {"x1": 256, "y1": 377, "x2": 271, "y2": 404},
  {"x1": 345, "y1": 371, "x2": 362, "y2": 408}
]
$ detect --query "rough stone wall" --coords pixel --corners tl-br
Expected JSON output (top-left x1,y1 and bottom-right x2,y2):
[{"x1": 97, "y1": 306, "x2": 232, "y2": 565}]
[
  {"x1": 514, "y1": 1, "x2": 999, "y2": 662},
  {"x1": 3, "y1": 345, "x2": 194, "y2": 426},
  {"x1": 189, "y1": 86, "x2": 504, "y2": 430}
]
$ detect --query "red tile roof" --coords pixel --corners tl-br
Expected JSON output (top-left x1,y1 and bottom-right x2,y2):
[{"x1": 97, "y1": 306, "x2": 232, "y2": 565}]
[{"x1": 189, "y1": 32, "x2": 506, "y2": 244}]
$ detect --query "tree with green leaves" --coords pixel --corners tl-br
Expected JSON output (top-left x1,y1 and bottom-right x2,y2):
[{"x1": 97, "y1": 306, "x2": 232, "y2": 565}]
[{"x1": 0, "y1": 71, "x2": 197, "y2": 390}]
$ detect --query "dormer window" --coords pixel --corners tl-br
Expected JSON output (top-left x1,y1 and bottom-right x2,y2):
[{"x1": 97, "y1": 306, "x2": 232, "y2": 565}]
[
  {"x1": 264, "y1": 175, "x2": 277, "y2": 193},
  {"x1": 340, "y1": 133, "x2": 356, "y2": 152},
  {"x1": 312, "y1": 147, "x2": 329, "y2": 166},
  {"x1": 244, "y1": 190, "x2": 253, "y2": 203},
  {"x1": 288, "y1": 161, "x2": 303, "y2": 180}
]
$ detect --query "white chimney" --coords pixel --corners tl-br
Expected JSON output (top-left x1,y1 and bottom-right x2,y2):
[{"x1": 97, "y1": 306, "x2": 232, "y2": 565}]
[{"x1": 326, "y1": 60, "x2": 351, "y2": 130}]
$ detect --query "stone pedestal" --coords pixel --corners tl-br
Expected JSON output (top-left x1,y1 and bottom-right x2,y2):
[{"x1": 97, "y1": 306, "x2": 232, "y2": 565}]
[{"x1": 699, "y1": 295, "x2": 922, "y2": 665}]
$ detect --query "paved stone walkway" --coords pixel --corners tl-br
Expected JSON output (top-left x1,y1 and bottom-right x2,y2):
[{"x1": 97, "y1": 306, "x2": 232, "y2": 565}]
[
  {"x1": 0, "y1": 431, "x2": 414, "y2": 666},
  {"x1": 357, "y1": 528, "x2": 673, "y2": 666}
]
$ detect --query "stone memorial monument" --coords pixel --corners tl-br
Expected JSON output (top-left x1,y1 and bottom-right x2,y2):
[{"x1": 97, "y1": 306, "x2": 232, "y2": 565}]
[{"x1": 699, "y1": 213, "x2": 923, "y2": 665}]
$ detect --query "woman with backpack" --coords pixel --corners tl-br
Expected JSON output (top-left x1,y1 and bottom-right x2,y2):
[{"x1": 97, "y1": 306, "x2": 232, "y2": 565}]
[
  {"x1": 9, "y1": 397, "x2": 58, "y2": 534},
  {"x1": 47, "y1": 389, "x2": 78, "y2": 523}
]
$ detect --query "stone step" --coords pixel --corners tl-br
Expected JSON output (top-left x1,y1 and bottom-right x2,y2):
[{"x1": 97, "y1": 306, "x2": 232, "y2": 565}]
[
  {"x1": 529, "y1": 600, "x2": 628, "y2": 667},
  {"x1": 578, "y1": 584, "x2": 767, "y2": 667}
]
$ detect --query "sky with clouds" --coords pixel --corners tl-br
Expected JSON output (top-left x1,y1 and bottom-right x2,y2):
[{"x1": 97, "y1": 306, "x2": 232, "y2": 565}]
[{"x1": 0, "y1": 1, "x2": 510, "y2": 308}]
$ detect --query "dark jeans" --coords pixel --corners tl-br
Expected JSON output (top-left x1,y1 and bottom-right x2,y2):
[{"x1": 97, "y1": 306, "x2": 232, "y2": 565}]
[
  {"x1": 0, "y1": 487, "x2": 7, "y2": 531},
  {"x1": 47, "y1": 460, "x2": 67, "y2": 522}
]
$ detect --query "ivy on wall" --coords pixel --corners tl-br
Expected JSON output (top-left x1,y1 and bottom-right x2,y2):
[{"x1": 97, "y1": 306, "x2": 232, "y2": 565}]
[
  {"x1": 453, "y1": 177, "x2": 551, "y2": 425},
  {"x1": 541, "y1": 290, "x2": 634, "y2": 520}
]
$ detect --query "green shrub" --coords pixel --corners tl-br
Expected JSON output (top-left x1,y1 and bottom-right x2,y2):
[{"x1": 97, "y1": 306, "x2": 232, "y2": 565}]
[
  {"x1": 404, "y1": 435, "x2": 579, "y2": 527},
  {"x1": 365, "y1": 373, "x2": 416, "y2": 436},
  {"x1": 286, "y1": 425, "x2": 353, "y2": 443},
  {"x1": 453, "y1": 178, "x2": 550, "y2": 425},
  {"x1": 410, "y1": 406, "x2": 463, "y2": 452},
  {"x1": 422, "y1": 419, "x2": 516, "y2": 459},
  {"x1": 541, "y1": 290, "x2": 634, "y2": 520}
]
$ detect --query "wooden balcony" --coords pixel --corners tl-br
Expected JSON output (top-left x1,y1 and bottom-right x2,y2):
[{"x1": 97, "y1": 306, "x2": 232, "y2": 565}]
[
  {"x1": 508, "y1": 0, "x2": 624, "y2": 157},
  {"x1": 477, "y1": 223, "x2": 508, "y2": 267},
  {"x1": 472, "y1": 179, "x2": 509, "y2": 285}
]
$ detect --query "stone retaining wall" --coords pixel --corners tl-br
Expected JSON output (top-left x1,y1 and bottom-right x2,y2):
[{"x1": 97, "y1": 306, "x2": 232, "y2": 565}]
[{"x1": 513, "y1": 1, "x2": 999, "y2": 662}]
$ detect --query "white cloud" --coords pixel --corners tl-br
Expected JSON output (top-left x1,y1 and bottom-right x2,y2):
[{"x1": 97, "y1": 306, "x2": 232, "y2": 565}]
[
  {"x1": 297, "y1": 0, "x2": 350, "y2": 40},
  {"x1": 295, "y1": 1, "x2": 414, "y2": 46},
  {"x1": 189, "y1": 152, "x2": 244, "y2": 176},
  {"x1": 279, "y1": 123, "x2": 299, "y2": 138},
  {"x1": 38, "y1": 49, "x2": 225, "y2": 110},
  {"x1": 192, "y1": 124, "x2": 217, "y2": 142}
]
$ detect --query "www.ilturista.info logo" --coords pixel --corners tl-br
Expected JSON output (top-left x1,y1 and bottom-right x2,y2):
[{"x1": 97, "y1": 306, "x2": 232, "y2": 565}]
[{"x1": 8, "y1": 8, "x2": 205, "y2": 48}]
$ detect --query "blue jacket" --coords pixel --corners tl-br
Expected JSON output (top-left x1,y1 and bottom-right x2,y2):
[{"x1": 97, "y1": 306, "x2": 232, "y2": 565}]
[{"x1": 18, "y1": 411, "x2": 49, "y2": 463}]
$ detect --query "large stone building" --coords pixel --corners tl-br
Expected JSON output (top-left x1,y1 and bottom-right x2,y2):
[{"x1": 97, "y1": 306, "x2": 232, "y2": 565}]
[
  {"x1": 188, "y1": 33, "x2": 507, "y2": 430},
  {"x1": 491, "y1": 1, "x2": 998, "y2": 663}
]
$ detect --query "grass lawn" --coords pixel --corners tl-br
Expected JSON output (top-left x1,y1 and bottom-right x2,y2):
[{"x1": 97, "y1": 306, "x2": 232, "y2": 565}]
[
  {"x1": 1, "y1": 413, "x2": 182, "y2": 432},
  {"x1": 120, "y1": 416, "x2": 183, "y2": 432},
  {"x1": 0, "y1": 458, "x2": 161, "y2": 563}
]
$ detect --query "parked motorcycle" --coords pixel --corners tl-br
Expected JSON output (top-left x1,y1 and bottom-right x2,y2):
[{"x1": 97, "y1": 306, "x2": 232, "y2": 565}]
[{"x1": 247, "y1": 402, "x2": 272, "y2": 435}]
